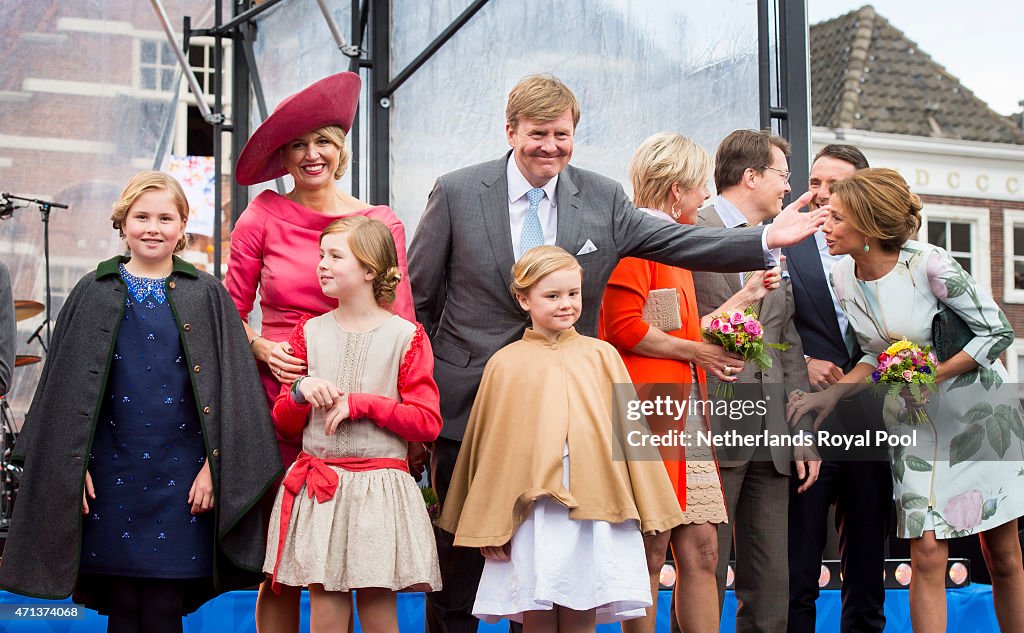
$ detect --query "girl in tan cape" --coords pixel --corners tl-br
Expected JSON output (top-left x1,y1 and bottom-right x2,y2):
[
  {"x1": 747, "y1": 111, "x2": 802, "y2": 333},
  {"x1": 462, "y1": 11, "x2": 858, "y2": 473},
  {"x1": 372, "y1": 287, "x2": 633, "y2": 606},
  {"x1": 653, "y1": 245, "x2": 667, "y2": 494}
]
[{"x1": 437, "y1": 245, "x2": 684, "y2": 632}]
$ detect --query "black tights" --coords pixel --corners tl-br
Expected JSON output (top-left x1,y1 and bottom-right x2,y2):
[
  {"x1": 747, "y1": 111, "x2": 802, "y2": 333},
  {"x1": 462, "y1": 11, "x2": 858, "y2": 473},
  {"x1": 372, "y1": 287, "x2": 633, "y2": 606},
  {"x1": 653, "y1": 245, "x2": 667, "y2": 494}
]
[{"x1": 105, "y1": 576, "x2": 186, "y2": 633}]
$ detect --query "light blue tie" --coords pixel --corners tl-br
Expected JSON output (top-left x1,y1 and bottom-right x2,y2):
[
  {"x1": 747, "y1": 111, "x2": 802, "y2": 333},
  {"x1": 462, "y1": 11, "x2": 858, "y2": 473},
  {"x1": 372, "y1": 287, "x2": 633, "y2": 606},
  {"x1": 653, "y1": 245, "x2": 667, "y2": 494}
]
[{"x1": 520, "y1": 188, "x2": 546, "y2": 255}]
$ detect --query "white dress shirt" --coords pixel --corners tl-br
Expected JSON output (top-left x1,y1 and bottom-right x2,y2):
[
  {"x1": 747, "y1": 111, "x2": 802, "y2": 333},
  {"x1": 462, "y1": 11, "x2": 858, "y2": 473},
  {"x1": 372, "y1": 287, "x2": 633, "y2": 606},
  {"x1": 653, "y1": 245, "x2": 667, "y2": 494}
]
[
  {"x1": 813, "y1": 229, "x2": 850, "y2": 337},
  {"x1": 507, "y1": 156, "x2": 558, "y2": 261}
]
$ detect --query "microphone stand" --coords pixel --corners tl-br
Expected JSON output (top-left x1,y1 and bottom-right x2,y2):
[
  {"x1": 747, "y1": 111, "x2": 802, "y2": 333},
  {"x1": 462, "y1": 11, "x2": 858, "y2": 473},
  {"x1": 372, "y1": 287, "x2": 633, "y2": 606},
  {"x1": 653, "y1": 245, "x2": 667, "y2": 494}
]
[
  {"x1": 26, "y1": 321, "x2": 47, "y2": 355},
  {"x1": 1, "y1": 194, "x2": 68, "y2": 348}
]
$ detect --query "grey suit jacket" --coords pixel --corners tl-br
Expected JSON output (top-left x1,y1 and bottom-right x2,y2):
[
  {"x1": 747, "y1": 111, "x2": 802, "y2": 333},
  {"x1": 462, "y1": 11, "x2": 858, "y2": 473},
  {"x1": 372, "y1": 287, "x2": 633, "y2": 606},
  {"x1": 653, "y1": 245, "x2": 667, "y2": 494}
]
[
  {"x1": 409, "y1": 154, "x2": 767, "y2": 441},
  {"x1": 692, "y1": 204, "x2": 812, "y2": 474}
]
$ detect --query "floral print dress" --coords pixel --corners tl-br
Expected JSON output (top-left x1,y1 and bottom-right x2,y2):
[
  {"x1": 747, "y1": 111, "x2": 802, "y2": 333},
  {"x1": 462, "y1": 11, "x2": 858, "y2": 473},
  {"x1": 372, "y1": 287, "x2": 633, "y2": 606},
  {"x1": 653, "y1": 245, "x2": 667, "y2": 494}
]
[{"x1": 831, "y1": 240, "x2": 1024, "y2": 539}]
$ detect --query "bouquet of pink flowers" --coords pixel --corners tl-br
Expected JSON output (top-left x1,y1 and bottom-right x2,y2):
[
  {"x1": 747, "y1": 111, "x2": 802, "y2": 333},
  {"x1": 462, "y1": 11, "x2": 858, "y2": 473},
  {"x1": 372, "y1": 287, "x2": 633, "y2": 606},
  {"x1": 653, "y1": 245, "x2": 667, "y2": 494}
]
[
  {"x1": 702, "y1": 307, "x2": 789, "y2": 398},
  {"x1": 869, "y1": 339, "x2": 937, "y2": 425}
]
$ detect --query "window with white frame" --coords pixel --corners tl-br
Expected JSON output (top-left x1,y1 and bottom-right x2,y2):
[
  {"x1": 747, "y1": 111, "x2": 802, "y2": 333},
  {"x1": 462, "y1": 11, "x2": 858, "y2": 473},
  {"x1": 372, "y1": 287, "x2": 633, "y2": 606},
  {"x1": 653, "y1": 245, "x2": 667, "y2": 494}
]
[
  {"x1": 1003, "y1": 210, "x2": 1024, "y2": 304},
  {"x1": 919, "y1": 204, "x2": 990, "y2": 295},
  {"x1": 172, "y1": 37, "x2": 231, "y2": 159},
  {"x1": 137, "y1": 39, "x2": 178, "y2": 92}
]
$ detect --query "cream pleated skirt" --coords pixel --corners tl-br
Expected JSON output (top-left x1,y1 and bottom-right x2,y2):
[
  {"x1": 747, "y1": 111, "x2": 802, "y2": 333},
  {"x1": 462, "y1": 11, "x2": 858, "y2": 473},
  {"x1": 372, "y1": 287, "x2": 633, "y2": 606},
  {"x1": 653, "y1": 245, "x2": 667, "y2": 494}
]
[{"x1": 264, "y1": 465, "x2": 441, "y2": 592}]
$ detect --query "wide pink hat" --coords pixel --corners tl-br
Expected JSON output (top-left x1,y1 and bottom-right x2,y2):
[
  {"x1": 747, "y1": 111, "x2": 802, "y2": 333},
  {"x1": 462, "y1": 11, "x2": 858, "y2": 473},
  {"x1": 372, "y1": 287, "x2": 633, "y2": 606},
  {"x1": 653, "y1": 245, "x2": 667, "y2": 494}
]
[{"x1": 235, "y1": 72, "x2": 361, "y2": 186}]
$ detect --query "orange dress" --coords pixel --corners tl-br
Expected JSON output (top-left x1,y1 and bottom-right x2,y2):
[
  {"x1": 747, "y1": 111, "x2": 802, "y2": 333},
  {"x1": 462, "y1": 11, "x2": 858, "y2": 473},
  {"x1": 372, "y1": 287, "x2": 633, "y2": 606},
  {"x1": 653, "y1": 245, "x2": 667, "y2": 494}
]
[{"x1": 600, "y1": 257, "x2": 727, "y2": 524}]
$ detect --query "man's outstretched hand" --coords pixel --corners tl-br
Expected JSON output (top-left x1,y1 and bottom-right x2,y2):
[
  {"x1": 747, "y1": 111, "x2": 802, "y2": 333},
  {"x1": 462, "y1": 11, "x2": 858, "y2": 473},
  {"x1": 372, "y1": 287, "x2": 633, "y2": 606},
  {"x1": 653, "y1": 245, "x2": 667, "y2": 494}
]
[{"x1": 764, "y1": 191, "x2": 827, "y2": 249}]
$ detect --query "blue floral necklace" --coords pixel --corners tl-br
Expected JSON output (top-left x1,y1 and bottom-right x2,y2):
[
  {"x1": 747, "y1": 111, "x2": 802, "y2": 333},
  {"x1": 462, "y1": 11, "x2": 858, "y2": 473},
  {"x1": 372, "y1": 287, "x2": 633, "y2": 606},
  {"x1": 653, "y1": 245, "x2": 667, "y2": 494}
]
[{"x1": 119, "y1": 262, "x2": 168, "y2": 305}]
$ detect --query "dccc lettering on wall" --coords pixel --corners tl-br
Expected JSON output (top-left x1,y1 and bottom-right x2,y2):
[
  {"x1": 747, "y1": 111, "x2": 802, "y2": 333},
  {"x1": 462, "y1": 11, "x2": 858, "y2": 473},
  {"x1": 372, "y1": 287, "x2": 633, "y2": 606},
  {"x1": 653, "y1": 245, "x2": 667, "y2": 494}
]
[{"x1": 915, "y1": 169, "x2": 1021, "y2": 196}]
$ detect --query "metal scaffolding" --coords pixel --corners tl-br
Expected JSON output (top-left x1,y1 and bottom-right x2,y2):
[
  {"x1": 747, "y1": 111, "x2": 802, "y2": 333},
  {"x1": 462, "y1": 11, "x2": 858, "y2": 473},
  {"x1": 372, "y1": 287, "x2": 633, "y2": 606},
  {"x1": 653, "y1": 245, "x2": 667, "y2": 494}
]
[{"x1": 149, "y1": 0, "x2": 810, "y2": 279}]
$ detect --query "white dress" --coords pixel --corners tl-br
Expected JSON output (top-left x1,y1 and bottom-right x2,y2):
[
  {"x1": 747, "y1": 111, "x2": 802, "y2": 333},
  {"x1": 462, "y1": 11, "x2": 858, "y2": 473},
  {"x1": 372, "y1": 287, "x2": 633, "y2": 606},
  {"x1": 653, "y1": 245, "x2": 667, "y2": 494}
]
[
  {"x1": 831, "y1": 241, "x2": 1024, "y2": 538},
  {"x1": 472, "y1": 442, "x2": 651, "y2": 624}
]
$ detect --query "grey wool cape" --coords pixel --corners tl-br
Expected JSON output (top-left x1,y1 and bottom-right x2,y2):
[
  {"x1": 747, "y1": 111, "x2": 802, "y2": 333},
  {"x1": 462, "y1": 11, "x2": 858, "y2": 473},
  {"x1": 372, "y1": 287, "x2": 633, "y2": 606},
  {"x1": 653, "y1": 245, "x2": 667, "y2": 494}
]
[{"x1": 0, "y1": 255, "x2": 283, "y2": 614}]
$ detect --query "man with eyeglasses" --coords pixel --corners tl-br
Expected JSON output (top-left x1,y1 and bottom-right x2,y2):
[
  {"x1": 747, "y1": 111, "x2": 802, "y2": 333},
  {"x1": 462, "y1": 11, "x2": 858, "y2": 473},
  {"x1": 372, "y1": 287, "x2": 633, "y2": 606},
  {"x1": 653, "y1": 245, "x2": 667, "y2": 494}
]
[{"x1": 691, "y1": 128, "x2": 820, "y2": 633}]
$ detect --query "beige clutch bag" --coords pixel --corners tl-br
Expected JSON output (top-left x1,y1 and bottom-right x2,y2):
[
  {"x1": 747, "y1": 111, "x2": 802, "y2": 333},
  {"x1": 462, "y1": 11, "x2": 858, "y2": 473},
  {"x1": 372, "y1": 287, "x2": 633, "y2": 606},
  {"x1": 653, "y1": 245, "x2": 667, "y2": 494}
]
[{"x1": 642, "y1": 287, "x2": 682, "y2": 332}]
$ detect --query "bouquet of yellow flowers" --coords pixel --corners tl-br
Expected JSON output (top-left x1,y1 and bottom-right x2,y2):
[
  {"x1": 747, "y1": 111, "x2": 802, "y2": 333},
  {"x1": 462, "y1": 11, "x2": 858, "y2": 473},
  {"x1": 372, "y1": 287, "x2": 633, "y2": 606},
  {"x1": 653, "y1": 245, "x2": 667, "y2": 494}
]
[
  {"x1": 869, "y1": 339, "x2": 938, "y2": 425},
  {"x1": 702, "y1": 306, "x2": 789, "y2": 398}
]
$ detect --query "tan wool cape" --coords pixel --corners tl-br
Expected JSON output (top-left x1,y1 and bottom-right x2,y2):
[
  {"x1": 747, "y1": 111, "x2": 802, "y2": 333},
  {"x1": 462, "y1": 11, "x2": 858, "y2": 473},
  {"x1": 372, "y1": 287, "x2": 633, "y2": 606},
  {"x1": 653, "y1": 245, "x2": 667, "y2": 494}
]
[{"x1": 437, "y1": 328, "x2": 684, "y2": 547}]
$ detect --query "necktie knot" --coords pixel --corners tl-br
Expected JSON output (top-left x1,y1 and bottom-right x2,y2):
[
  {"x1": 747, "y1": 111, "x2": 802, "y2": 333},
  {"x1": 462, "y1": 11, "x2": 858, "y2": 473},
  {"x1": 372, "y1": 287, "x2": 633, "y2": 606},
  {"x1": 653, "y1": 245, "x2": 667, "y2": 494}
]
[{"x1": 527, "y1": 188, "x2": 545, "y2": 206}]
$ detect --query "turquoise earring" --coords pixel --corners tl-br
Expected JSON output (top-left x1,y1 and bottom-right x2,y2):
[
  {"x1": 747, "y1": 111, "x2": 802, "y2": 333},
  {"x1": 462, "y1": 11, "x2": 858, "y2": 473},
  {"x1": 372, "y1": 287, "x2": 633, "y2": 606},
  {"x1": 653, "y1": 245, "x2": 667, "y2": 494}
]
[{"x1": 863, "y1": 241, "x2": 870, "y2": 253}]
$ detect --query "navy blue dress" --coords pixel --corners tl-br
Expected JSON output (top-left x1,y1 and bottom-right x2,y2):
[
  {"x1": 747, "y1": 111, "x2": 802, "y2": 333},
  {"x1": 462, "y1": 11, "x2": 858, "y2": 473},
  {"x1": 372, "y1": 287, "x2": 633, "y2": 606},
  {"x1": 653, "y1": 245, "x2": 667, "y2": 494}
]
[{"x1": 80, "y1": 264, "x2": 212, "y2": 579}]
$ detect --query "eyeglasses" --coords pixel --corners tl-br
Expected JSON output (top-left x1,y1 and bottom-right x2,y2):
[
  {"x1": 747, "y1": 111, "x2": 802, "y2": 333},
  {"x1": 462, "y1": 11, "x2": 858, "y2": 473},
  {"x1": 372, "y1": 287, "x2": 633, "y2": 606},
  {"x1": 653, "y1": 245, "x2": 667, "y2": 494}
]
[{"x1": 761, "y1": 166, "x2": 791, "y2": 183}]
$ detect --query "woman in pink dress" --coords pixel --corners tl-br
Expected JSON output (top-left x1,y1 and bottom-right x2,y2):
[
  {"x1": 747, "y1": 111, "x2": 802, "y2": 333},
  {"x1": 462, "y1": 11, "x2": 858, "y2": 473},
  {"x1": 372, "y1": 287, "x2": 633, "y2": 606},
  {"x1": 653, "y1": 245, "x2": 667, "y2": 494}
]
[{"x1": 226, "y1": 71, "x2": 415, "y2": 633}]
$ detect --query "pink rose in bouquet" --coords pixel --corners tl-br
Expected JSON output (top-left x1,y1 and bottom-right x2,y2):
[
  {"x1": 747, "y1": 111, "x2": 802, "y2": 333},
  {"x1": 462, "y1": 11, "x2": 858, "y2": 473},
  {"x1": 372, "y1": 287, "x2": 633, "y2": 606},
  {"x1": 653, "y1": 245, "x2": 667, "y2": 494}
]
[
  {"x1": 702, "y1": 306, "x2": 789, "y2": 398},
  {"x1": 743, "y1": 320, "x2": 762, "y2": 337}
]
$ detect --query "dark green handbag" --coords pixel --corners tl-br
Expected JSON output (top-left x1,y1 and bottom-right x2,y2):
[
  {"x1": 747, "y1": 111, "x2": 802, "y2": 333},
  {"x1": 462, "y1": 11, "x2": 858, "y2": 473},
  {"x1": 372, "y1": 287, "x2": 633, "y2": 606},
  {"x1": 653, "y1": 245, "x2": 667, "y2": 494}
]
[{"x1": 931, "y1": 306, "x2": 973, "y2": 362}]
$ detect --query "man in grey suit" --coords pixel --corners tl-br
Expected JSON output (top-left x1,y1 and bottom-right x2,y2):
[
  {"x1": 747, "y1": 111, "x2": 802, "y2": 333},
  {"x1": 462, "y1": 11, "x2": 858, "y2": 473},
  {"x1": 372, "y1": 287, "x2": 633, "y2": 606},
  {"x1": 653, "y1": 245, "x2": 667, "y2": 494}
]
[
  {"x1": 691, "y1": 129, "x2": 819, "y2": 633},
  {"x1": 408, "y1": 76, "x2": 826, "y2": 633}
]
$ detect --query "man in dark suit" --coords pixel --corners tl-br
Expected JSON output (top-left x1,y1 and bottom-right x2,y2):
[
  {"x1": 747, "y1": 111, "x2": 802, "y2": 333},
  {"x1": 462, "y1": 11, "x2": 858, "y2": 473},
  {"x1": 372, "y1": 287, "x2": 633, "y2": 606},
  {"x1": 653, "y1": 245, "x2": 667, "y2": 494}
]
[
  {"x1": 408, "y1": 75, "x2": 827, "y2": 633},
  {"x1": 783, "y1": 144, "x2": 892, "y2": 633},
  {"x1": 691, "y1": 129, "x2": 820, "y2": 633}
]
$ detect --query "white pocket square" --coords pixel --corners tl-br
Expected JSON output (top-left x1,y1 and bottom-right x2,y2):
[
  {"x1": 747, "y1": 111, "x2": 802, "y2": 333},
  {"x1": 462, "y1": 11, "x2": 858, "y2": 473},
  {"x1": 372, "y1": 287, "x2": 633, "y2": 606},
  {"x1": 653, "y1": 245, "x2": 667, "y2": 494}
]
[{"x1": 576, "y1": 239, "x2": 597, "y2": 256}]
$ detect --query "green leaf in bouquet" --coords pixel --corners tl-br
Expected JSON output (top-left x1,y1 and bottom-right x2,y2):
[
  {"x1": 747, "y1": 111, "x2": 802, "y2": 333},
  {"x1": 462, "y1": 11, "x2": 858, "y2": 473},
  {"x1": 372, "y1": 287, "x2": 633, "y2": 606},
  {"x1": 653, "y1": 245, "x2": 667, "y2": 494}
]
[
  {"x1": 701, "y1": 331, "x2": 722, "y2": 345},
  {"x1": 751, "y1": 348, "x2": 773, "y2": 370}
]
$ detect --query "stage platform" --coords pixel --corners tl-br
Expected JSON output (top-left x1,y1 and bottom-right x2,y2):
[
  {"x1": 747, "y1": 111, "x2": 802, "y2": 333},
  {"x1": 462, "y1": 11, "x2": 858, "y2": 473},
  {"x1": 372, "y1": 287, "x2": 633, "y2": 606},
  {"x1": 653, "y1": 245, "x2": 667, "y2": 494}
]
[{"x1": 0, "y1": 585, "x2": 1002, "y2": 632}]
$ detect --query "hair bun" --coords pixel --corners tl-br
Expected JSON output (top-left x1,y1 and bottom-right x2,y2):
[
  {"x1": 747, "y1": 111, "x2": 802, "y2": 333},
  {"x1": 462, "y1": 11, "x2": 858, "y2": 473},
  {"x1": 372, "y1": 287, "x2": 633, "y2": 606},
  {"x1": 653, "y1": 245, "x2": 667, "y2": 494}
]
[{"x1": 907, "y1": 192, "x2": 923, "y2": 216}]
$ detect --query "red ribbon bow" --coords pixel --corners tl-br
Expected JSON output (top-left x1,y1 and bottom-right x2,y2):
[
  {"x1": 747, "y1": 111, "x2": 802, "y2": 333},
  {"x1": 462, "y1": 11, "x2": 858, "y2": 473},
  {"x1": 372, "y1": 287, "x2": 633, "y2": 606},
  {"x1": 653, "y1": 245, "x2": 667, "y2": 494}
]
[{"x1": 269, "y1": 452, "x2": 409, "y2": 591}]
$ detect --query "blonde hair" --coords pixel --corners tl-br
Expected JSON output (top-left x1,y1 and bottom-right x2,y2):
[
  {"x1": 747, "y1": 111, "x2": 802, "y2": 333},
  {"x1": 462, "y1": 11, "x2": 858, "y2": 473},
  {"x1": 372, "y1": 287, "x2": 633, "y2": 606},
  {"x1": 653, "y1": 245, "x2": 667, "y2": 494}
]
[
  {"x1": 830, "y1": 168, "x2": 923, "y2": 252},
  {"x1": 320, "y1": 216, "x2": 401, "y2": 305},
  {"x1": 316, "y1": 125, "x2": 350, "y2": 179},
  {"x1": 630, "y1": 133, "x2": 713, "y2": 210},
  {"x1": 111, "y1": 171, "x2": 189, "y2": 253},
  {"x1": 510, "y1": 245, "x2": 582, "y2": 299},
  {"x1": 506, "y1": 74, "x2": 581, "y2": 131}
]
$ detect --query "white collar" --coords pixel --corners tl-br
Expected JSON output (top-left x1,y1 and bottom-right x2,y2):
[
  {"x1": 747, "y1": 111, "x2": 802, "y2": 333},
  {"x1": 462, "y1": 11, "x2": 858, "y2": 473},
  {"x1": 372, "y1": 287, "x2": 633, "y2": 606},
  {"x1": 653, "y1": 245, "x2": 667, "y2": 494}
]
[
  {"x1": 507, "y1": 154, "x2": 558, "y2": 205},
  {"x1": 714, "y1": 194, "x2": 752, "y2": 228}
]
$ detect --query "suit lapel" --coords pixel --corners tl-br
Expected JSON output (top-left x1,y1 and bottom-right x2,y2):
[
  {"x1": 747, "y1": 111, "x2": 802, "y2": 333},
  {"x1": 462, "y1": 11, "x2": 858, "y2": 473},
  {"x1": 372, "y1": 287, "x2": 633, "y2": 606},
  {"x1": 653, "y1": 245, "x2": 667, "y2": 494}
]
[
  {"x1": 555, "y1": 168, "x2": 581, "y2": 256},
  {"x1": 786, "y1": 235, "x2": 846, "y2": 345},
  {"x1": 480, "y1": 162, "x2": 516, "y2": 292},
  {"x1": 701, "y1": 206, "x2": 742, "y2": 296}
]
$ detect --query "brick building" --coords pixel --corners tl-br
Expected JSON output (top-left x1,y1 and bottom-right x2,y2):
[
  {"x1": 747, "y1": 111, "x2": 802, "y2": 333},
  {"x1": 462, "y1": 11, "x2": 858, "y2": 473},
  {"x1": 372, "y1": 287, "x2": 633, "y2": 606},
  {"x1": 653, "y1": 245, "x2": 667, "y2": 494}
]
[{"x1": 0, "y1": 1, "x2": 217, "y2": 413}]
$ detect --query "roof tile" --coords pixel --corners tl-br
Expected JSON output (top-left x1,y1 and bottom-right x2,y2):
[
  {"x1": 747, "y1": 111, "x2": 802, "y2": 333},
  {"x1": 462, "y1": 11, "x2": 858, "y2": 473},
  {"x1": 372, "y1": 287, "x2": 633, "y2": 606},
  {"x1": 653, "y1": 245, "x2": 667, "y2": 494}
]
[{"x1": 810, "y1": 5, "x2": 1024, "y2": 145}]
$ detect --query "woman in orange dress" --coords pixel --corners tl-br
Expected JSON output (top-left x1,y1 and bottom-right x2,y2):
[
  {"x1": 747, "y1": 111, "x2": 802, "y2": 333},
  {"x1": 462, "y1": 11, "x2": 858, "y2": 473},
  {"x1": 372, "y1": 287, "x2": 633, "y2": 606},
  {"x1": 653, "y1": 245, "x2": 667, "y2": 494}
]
[{"x1": 600, "y1": 133, "x2": 780, "y2": 633}]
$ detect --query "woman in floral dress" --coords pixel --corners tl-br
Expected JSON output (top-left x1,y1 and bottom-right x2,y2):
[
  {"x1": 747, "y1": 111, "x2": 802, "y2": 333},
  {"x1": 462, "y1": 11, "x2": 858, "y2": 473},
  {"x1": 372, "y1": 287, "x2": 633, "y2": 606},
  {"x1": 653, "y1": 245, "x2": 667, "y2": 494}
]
[{"x1": 788, "y1": 168, "x2": 1024, "y2": 632}]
